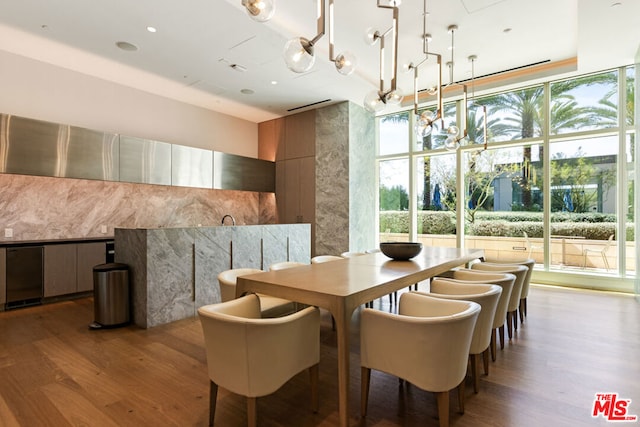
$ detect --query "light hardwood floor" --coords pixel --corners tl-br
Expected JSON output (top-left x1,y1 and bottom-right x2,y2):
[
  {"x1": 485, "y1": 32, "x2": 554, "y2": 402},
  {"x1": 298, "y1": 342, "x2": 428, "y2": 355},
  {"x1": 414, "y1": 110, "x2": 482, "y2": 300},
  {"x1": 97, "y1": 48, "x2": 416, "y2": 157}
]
[{"x1": 0, "y1": 285, "x2": 638, "y2": 426}]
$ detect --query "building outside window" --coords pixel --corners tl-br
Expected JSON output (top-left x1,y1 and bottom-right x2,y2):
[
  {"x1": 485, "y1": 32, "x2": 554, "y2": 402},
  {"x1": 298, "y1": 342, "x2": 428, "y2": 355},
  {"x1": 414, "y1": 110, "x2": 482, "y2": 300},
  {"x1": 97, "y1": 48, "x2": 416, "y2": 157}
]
[{"x1": 376, "y1": 66, "x2": 637, "y2": 292}]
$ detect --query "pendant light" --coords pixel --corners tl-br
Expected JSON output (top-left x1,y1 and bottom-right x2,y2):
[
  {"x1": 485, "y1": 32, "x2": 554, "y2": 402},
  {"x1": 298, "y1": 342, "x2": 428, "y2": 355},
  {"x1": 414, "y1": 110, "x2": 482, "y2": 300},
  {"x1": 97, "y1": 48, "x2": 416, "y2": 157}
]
[
  {"x1": 241, "y1": 0, "x2": 276, "y2": 22},
  {"x1": 363, "y1": 0, "x2": 402, "y2": 113}
]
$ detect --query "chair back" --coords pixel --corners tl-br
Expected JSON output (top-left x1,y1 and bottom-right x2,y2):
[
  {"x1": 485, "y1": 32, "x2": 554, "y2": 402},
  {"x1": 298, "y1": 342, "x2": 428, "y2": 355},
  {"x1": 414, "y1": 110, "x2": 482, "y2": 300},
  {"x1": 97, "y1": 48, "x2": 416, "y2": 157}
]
[
  {"x1": 198, "y1": 294, "x2": 320, "y2": 398},
  {"x1": 268, "y1": 261, "x2": 306, "y2": 271},
  {"x1": 217, "y1": 268, "x2": 264, "y2": 302},
  {"x1": 483, "y1": 258, "x2": 535, "y2": 299},
  {"x1": 425, "y1": 280, "x2": 502, "y2": 354},
  {"x1": 441, "y1": 269, "x2": 515, "y2": 329},
  {"x1": 471, "y1": 263, "x2": 528, "y2": 312},
  {"x1": 310, "y1": 255, "x2": 343, "y2": 264},
  {"x1": 340, "y1": 251, "x2": 366, "y2": 258},
  {"x1": 361, "y1": 292, "x2": 480, "y2": 393}
]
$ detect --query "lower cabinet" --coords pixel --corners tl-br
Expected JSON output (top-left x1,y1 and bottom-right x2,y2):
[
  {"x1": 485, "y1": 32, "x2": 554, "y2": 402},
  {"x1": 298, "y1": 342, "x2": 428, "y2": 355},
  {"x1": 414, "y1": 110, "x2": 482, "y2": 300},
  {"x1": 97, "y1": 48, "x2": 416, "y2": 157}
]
[
  {"x1": 44, "y1": 245, "x2": 77, "y2": 297},
  {"x1": 0, "y1": 248, "x2": 5, "y2": 306},
  {"x1": 43, "y1": 242, "x2": 107, "y2": 298},
  {"x1": 77, "y1": 242, "x2": 107, "y2": 292}
]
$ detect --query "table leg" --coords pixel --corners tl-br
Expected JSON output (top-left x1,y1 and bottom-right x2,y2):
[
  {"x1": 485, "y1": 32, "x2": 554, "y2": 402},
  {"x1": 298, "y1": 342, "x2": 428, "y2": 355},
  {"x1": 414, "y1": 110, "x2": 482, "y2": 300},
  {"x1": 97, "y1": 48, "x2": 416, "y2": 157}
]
[{"x1": 332, "y1": 302, "x2": 352, "y2": 427}]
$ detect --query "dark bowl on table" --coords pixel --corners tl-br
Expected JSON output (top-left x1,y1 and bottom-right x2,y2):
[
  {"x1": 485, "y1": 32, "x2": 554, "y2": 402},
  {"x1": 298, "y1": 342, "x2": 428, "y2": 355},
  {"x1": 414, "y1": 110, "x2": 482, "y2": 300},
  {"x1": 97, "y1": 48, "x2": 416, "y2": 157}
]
[{"x1": 379, "y1": 242, "x2": 423, "y2": 260}]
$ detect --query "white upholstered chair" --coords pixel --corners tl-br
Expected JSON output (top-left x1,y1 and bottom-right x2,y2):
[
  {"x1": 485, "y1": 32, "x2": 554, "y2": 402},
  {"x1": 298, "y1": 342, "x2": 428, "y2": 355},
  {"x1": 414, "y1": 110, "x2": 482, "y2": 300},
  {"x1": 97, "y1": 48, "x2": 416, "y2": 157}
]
[
  {"x1": 471, "y1": 262, "x2": 528, "y2": 341},
  {"x1": 483, "y1": 258, "x2": 535, "y2": 323},
  {"x1": 268, "y1": 261, "x2": 307, "y2": 271},
  {"x1": 421, "y1": 279, "x2": 502, "y2": 393},
  {"x1": 360, "y1": 292, "x2": 480, "y2": 427},
  {"x1": 438, "y1": 269, "x2": 515, "y2": 361},
  {"x1": 198, "y1": 294, "x2": 320, "y2": 427},
  {"x1": 217, "y1": 268, "x2": 296, "y2": 318},
  {"x1": 340, "y1": 251, "x2": 366, "y2": 258},
  {"x1": 310, "y1": 255, "x2": 343, "y2": 264}
]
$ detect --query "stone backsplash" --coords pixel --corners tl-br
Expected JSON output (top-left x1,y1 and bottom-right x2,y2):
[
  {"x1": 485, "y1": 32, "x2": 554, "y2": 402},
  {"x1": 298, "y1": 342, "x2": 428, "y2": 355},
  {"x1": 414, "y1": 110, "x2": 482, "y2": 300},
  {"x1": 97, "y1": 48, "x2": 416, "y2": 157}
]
[{"x1": 0, "y1": 173, "x2": 276, "y2": 241}]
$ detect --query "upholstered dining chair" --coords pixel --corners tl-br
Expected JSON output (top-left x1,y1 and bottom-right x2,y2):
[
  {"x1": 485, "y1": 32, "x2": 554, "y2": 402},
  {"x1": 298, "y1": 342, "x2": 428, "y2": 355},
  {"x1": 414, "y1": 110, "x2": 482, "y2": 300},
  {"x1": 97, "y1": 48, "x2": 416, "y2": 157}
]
[
  {"x1": 268, "y1": 261, "x2": 307, "y2": 271},
  {"x1": 217, "y1": 268, "x2": 297, "y2": 318},
  {"x1": 360, "y1": 292, "x2": 480, "y2": 427},
  {"x1": 198, "y1": 294, "x2": 320, "y2": 427},
  {"x1": 470, "y1": 262, "x2": 528, "y2": 341},
  {"x1": 340, "y1": 251, "x2": 366, "y2": 258},
  {"x1": 482, "y1": 257, "x2": 535, "y2": 324},
  {"x1": 437, "y1": 269, "x2": 515, "y2": 361},
  {"x1": 421, "y1": 279, "x2": 501, "y2": 393},
  {"x1": 310, "y1": 255, "x2": 343, "y2": 264}
]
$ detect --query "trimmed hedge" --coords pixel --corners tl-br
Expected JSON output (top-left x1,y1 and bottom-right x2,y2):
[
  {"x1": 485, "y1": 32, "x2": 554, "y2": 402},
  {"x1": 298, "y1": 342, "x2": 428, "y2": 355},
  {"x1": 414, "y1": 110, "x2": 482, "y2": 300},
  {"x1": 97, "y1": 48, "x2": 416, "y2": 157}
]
[
  {"x1": 380, "y1": 211, "x2": 631, "y2": 240},
  {"x1": 380, "y1": 211, "x2": 455, "y2": 235}
]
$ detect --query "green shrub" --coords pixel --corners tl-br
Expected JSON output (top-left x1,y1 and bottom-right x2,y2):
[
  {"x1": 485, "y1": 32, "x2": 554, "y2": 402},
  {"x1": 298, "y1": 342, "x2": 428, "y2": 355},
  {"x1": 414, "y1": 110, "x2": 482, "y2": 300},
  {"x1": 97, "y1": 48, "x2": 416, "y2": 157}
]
[{"x1": 381, "y1": 210, "x2": 631, "y2": 240}]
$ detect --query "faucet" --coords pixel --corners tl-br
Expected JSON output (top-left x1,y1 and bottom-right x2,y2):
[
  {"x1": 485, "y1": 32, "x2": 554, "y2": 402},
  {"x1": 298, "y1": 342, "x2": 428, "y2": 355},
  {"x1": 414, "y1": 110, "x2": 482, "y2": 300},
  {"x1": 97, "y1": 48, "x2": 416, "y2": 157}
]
[{"x1": 221, "y1": 214, "x2": 236, "y2": 226}]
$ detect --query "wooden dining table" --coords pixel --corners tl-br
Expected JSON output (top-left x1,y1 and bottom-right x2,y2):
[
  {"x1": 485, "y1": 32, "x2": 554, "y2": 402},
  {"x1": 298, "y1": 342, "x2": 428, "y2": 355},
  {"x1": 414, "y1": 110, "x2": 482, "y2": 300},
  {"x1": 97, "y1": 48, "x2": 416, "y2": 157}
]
[{"x1": 236, "y1": 246, "x2": 484, "y2": 427}]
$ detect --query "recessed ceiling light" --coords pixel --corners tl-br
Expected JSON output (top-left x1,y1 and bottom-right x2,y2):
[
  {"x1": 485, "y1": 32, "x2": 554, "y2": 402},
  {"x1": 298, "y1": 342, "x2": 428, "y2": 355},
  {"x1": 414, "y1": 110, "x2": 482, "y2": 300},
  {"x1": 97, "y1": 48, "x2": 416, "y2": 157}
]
[
  {"x1": 116, "y1": 41, "x2": 138, "y2": 51},
  {"x1": 503, "y1": 27, "x2": 512, "y2": 33},
  {"x1": 271, "y1": 81, "x2": 278, "y2": 85},
  {"x1": 40, "y1": 24, "x2": 49, "y2": 30},
  {"x1": 146, "y1": 26, "x2": 157, "y2": 33},
  {"x1": 241, "y1": 89, "x2": 254, "y2": 95},
  {"x1": 611, "y1": 2, "x2": 622, "y2": 7}
]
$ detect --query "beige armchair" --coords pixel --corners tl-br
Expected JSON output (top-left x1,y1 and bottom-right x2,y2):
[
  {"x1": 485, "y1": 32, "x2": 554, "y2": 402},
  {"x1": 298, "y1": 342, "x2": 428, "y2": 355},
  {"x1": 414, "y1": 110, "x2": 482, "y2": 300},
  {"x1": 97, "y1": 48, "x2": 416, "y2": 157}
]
[
  {"x1": 471, "y1": 262, "x2": 528, "y2": 341},
  {"x1": 268, "y1": 261, "x2": 307, "y2": 270},
  {"x1": 198, "y1": 294, "x2": 320, "y2": 427},
  {"x1": 483, "y1": 258, "x2": 535, "y2": 323},
  {"x1": 217, "y1": 268, "x2": 296, "y2": 318},
  {"x1": 310, "y1": 255, "x2": 343, "y2": 264},
  {"x1": 360, "y1": 292, "x2": 480, "y2": 427},
  {"x1": 439, "y1": 269, "x2": 515, "y2": 361},
  {"x1": 420, "y1": 279, "x2": 502, "y2": 393}
]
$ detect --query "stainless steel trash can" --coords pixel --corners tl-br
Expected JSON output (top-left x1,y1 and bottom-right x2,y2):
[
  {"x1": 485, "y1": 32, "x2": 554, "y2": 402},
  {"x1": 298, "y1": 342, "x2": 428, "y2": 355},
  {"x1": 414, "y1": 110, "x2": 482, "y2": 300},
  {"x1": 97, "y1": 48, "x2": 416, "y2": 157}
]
[{"x1": 90, "y1": 263, "x2": 130, "y2": 329}]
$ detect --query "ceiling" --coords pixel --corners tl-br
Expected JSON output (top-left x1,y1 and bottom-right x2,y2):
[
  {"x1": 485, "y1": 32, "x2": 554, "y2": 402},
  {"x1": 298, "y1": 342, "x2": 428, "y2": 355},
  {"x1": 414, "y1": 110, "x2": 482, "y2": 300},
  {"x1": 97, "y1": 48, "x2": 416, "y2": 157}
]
[{"x1": 0, "y1": 0, "x2": 638, "y2": 123}]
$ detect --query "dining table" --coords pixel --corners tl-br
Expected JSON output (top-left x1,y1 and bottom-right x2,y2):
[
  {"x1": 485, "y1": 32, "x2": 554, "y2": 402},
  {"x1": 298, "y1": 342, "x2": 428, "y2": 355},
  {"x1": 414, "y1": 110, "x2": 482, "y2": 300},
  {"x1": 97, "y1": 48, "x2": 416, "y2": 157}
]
[{"x1": 236, "y1": 246, "x2": 484, "y2": 427}]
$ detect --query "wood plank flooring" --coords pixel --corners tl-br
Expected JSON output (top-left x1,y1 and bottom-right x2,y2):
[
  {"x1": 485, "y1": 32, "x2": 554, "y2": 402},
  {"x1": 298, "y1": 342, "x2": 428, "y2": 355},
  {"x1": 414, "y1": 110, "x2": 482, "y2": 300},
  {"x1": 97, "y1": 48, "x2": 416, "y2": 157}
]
[{"x1": 0, "y1": 285, "x2": 638, "y2": 426}]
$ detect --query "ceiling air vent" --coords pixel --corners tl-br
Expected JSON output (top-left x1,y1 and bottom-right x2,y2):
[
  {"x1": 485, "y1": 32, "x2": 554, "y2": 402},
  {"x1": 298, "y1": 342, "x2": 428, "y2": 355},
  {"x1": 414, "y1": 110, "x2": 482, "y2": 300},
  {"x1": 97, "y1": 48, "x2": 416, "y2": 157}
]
[{"x1": 287, "y1": 99, "x2": 332, "y2": 112}]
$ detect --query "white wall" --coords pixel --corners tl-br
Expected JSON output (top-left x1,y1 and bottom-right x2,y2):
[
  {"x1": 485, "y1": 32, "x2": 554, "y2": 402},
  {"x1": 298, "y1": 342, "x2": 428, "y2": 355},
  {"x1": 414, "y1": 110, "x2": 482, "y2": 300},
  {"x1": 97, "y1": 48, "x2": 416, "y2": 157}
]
[{"x1": 0, "y1": 49, "x2": 258, "y2": 157}]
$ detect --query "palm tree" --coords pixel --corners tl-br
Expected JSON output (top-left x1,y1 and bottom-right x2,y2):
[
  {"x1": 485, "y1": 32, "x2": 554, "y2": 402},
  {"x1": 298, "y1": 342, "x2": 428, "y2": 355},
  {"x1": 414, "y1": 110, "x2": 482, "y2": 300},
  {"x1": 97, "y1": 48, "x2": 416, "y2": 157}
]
[{"x1": 481, "y1": 72, "x2": 616, "y2": 209}]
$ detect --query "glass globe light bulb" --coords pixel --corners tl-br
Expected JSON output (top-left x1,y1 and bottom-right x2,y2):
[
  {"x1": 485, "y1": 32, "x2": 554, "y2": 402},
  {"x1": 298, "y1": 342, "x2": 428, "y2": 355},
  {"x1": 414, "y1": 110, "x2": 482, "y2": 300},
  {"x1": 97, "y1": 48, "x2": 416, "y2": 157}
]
[
  {"x1": 447, "y1": 125, "x2": 459, "y2": 136},
  {"x1": 444, "y1": 135, "x2": 459, "y2": 151},
  {"x1": 363, "y1": 91, "x2": 385, "y2": 113},
  {"x1": 334, "y1": 51, "x2": 356, "y2": 76},
  {"x1": 364, "y1": 27, "x2": 381, "y2": 46},
  {"x1": 420, "y1": 110, "x2": 434, "y2": 124},
  {"x1": 283, "y1": 37, "x2": 315, "y2": 73},
  {"x1": 385, "y1": 89, "x2": 403, "y2": 106},
  {"x1": 415, "y1": 118, "x2": 432, "y2": 138},
  {"x1": 242, "y1": 0, "x2": 276, "y2": 22}
]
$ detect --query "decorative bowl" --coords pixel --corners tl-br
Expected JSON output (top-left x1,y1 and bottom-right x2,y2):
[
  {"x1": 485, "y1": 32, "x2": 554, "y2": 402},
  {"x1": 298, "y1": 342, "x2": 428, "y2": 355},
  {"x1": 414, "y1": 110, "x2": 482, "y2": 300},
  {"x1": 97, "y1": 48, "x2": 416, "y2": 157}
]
[{"x1": 379, "y1": 242, "x2": 423, "y2": 260}]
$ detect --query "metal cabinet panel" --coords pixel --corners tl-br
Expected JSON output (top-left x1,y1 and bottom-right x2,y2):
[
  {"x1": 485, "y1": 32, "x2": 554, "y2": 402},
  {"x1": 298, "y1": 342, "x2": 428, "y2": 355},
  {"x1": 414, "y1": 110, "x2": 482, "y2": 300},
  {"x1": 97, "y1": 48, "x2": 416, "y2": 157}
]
[
  {"x1": 119, "y1": 135, "x2": 171, "y2": 185},
  {"x1": 171, "y1": 145, "x2": 212, "y2": 188},
  {"x1": 0, "y1": 115, "x2": 118, "y2": 181}
]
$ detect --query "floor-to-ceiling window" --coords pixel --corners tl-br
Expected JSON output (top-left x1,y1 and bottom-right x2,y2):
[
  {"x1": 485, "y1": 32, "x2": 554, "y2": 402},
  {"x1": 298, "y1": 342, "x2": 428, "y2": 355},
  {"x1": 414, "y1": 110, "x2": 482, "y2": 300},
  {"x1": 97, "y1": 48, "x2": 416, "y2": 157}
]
[{"x1": 375, "y1": 66, "x2": 636, "y2": 292}]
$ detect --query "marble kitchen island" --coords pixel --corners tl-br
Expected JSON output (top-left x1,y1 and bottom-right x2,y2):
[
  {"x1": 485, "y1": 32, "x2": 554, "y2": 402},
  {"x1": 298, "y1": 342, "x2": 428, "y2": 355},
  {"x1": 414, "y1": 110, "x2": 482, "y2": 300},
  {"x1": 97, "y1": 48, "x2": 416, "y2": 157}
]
[{"x1": 115, "y1": 224, "x2": 310, "y2": 328}]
